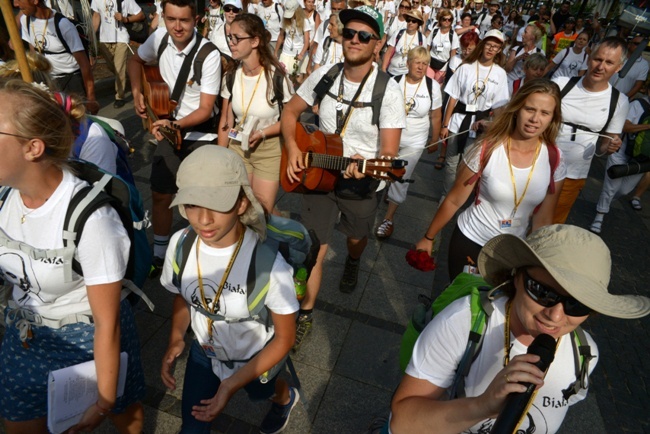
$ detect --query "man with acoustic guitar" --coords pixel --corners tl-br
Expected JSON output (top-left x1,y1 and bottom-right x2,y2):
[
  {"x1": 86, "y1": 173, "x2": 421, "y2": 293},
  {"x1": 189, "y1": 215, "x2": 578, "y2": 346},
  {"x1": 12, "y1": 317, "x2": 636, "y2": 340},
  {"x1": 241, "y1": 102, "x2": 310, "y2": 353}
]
[
  {"x1": 281, "y1": 6, "x2": 405, "y2": 350},
  {"x1": 127, "y1": 0, "x2": 221, "y2": 277}
]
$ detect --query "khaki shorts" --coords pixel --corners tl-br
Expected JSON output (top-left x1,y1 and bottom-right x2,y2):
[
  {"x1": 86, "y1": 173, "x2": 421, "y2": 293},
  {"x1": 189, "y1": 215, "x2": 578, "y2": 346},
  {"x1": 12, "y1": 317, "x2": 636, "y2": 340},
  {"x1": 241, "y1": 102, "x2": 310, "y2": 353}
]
[
  {"x1": 228, "y1": 135, "x2": 281, "y2": 181},
  {"x1": 301, "y1": 189, "x2": 380, "y2": 244}
]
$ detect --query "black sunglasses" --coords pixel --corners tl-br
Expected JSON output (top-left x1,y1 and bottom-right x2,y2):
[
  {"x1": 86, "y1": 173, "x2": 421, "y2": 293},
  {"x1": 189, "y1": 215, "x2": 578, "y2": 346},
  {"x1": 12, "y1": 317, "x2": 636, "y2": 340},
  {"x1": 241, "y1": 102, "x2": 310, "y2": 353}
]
[
  {"x1": 223, "y1": 5, "x2": 240, "y2": 12},
  {"x1": 523, "y1": 270, "x2": 592, "y2": 317},
  {"x1": 405, "y1": 17, "x2": 421, "y2": 24},
  {"x1": 342, "y1": 28, "x2": 378, "y2": 43}
]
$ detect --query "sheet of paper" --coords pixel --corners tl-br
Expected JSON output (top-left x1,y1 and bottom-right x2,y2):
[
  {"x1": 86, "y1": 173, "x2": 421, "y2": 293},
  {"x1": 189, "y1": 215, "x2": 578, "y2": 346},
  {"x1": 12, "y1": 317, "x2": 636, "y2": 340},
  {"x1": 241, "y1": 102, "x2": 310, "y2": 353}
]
[{"x1": 47, "y1": 352, "x2": 128, "y2": 434}]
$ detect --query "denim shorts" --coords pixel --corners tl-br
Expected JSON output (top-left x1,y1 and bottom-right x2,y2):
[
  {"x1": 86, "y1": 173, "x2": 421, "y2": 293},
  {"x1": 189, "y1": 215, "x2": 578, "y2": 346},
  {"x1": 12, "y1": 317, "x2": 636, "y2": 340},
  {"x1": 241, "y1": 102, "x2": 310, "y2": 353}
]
[{"x1": 0, "y1": 299, "x2": 146, "y2": 422}]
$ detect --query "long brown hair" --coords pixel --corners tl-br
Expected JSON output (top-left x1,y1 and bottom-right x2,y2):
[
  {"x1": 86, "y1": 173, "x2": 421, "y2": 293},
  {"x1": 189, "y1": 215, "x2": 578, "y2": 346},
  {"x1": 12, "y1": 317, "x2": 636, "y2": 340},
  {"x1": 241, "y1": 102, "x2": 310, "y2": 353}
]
[
  {"x1": 463, "y1": 35, "x2": 505, "y2": 66},
  {"x1": 467, "y1": 78, "x2": 562, "y2": 169},
  {"x1": 231, "y1": 13, "x2": 289, "y2": 105}
]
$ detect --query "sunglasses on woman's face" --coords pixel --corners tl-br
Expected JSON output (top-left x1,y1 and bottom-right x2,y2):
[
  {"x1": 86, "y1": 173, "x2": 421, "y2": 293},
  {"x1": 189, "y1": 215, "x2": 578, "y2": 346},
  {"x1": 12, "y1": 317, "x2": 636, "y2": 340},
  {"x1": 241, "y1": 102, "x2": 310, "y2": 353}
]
[
  {"x1": 523, "y1": 270, "x2": 592, "y2": 317},
  {"x1": 223, "y1": 5, "x2": 240, "y2": 12},
  {"x1": 405, "y1": 17, "x2": 420, "y2": 24},
  {"x1": 440, "y1": 17, "x2": 452, "y2": 22},
  {"x1": 399, "y1": 4, "x2": 411, "y2": 9},
  {"x1": 342, "y1": 28, "x2": 378, "y2": 43}
]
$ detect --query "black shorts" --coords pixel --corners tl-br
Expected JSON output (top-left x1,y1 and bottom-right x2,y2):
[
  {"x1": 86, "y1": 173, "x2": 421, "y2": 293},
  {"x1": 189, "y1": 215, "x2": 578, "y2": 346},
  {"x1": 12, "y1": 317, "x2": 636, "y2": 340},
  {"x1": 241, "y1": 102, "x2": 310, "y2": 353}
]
[{"x1": 150, "y1": 139, "x2": 216, "y2": 194}]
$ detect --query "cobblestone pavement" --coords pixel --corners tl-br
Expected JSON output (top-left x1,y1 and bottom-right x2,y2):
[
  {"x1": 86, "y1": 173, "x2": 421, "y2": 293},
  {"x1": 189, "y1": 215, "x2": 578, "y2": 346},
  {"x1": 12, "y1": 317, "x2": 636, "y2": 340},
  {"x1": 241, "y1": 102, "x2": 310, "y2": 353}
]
[{"x1": 1, "y1": 78, "x2": 649, "y2": 433}]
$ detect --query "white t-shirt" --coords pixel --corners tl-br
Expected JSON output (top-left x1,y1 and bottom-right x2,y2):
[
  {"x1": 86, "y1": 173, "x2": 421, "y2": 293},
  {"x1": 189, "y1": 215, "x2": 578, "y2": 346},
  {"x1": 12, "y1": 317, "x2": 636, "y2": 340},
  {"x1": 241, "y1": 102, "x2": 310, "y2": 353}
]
[
  {"x1": 386, "y1": 16, "x2": 407, "y2": 39},
  {"x1": 552, "y1": 76, "x2": 629, "y2": 179},
  {"x1": 550, "y1": 47, "x2": 588, "y2": 79},
  {"x1": 444, "y1": 61, "x2": 510, "y2": 133},
  {"x1": 138, "y1": 28, "x2": 222, "y2": 141},
  {"x1": 407, "y1": 296, "x2": 598, "y2": 434},
  {"x1": 477, "y1": 11, "x2": 495, "y2": 35},
  {"x1": 76, "y1": 121, "x2": 119, "y2": 175},
  {"x1": 312, "y1": 19, "x2": 328, "y2": 45},
  {"x1": 21, "y1": 13, "x2": 82, "y2": 75},
  {"x1": 610, "y1": 57, "x2": 650, "y2": 96},
  {"x1": 393, "y1": 75, "x2": 443, "y2": 147},
  {"x1": 427, "y1": 27, "x2": 460, "y2": 64},
  {"x1": 507, "y1": 45, "x2": 543, "y2": 83},
  {"x1": 160, "y1": 227, "x2": 299, "y2": 380},
  {"x1": 46, "y1": 0, "x2": 74, "y2": 19},
  {"x1": 457, "y1": 142, "x2": 566, "y2": 245},
  {"x1": 313, "y1": 38, "x2": 343, "y2": 67},
  {"x1": 387, "y1": 30, "x2": 425, "y2": 76},
  {"x1": 221, "y1": 66, "x2": 293, "y2": 128},
  {"x1": 257, "y1": 3, "x2": 283, "y2": 41},
  {"x1": 155, "y1": 0, "x2": 165, "y2": 29},
  {"x1": 315, "y1": 0, "x2": 330, "y2": 22},
  {"x1": 280, "y1": 19, "x2": 312, "y2": 56},
  {"x1": 0, "y1": 170, "x2": 129, "y2": 319},
  {"x1": 205, "y1": 7, "x2": 224, "y2": 40},
  {"x1": 383, "y1": 0, "x2": 396, "y2": 19},
  {"x1": 210, "y1": 21, "x2": 232, "y2": 59},
  {"x1": 448, "y1": 54, "x2": 463, "y2": 74},
  {"x1": 91, "y1": 0, "x2": 142, "y2": 43},
  {"x1": 298, "y1": 65, "x2": 406, "y2": 159}
]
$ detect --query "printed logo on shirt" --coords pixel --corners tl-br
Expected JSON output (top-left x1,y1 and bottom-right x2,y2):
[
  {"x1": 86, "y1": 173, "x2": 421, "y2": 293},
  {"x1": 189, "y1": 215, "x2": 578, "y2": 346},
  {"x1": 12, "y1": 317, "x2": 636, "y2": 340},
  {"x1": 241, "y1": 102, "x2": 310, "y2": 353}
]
[{"x1": 0, "y1": 252, "x2": 43, "y2": 303}]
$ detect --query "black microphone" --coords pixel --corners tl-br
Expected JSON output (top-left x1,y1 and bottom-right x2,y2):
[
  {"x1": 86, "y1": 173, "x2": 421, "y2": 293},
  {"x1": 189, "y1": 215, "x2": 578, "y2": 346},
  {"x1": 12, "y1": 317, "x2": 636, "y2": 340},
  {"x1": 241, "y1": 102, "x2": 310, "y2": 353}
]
[{"x1": 490, "y1": 333, "x2": 557, "y2": 434}]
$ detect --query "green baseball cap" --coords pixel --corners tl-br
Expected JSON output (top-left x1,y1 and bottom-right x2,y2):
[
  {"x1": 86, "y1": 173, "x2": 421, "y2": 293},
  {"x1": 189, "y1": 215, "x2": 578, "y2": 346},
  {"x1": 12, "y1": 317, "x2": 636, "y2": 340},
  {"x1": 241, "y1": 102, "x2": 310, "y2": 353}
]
[{"x1": 340, "y1": 6, "x2": 385, "y2": 39}]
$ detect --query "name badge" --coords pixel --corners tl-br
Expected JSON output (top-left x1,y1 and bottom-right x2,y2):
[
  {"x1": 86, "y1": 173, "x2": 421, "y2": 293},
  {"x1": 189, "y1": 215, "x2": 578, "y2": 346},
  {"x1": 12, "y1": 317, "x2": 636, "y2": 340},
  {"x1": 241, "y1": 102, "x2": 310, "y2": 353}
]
[
  {"x1": 228, "y1": 128, "x2": 242, "y2": 142},
  {"x1": 435, "y1": 44, "x2": 444, "y2": 52},
  {"x1": 499, "y1": 219, "x2": 512, "y2": 229},
  {"x1": 466, "y1": 103, "x2": 477, "y2": 112}
]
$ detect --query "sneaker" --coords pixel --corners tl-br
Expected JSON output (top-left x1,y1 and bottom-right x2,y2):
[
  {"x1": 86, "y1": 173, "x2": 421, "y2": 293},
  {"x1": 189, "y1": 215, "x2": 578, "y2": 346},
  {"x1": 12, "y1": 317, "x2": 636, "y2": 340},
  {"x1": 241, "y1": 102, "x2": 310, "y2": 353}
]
[
  {"x1": 630, "y1": 197, "x2": 642, "y2": 211},
  {"x1": 589, "y1": 219, "x2": 602, "y2": 234},
  {"x1": 375, "y1": 219, "x2": 394, "y2": 239},
  {"x1": 339, "y1": 256, "x2": 360, "y2": 293},
  {"x1": 292, "y1": 314, "x2": 312, "y2": 352},
  {"x1": 148, "y1": 256, "x2": 164, "y2": 279},
  {"x1": 113, "y1": 99, "x2": 126, "y2": 109},
  {"x1": 260, "y1": 387, "x2": 299, "y2": 434}
]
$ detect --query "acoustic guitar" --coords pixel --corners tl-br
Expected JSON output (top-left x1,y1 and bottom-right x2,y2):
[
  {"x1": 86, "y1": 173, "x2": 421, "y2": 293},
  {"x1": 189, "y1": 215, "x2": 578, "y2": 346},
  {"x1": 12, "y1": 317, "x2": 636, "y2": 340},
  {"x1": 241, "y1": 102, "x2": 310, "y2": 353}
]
[
  {"x1": 141, "y1": 64, "x2": 182, "y2": 149},
  {"x1": 280, "y1": 123, "x2": 408, "y2": 194}
]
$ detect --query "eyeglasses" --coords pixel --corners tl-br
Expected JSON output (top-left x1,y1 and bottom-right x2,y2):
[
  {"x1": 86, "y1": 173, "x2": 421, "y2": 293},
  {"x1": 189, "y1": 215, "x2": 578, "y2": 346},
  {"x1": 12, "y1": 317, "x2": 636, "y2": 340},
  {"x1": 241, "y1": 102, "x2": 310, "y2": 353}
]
[
  {"x1": 484, "y1": 42, "x2": 502, "y2": 51},
  {"x1": 523, "y1": 270, "x2": 592, "y2": 317},
  {"x1": 412, "y1": 1, "x2": 419, "y2": 4},
  {"x1": 342, "y1": 28, "x2": 379, "y2": 43},
  {"x1": 226, "y1": 34, "x2": 254, "y2": 44},
  {"x1": 0, "y1": 131, "x2": 30, "y2": 140},
  {"x1": 405, "y1": 17, "x2": 420, "y2": 24},
  {"x1": 440, "y1": 17, "x2": 452, "y2": 22},
  {"x1": 399, "y1": 4, "x2": 411, "y2": 9},
  {"x1": 223, "y1": 5, "x2": 240, "y2": 12}
]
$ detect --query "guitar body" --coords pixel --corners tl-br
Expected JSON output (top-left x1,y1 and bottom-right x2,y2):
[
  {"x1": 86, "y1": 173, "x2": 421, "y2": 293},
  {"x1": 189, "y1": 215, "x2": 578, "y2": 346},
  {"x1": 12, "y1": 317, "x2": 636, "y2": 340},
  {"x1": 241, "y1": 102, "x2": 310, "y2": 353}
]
[
  {"x1": 281, "y1": 123, "x2": 343, "y2": 193},
  {"x1": 141, "y1": 65, "x2": 176, "y2": 130}
]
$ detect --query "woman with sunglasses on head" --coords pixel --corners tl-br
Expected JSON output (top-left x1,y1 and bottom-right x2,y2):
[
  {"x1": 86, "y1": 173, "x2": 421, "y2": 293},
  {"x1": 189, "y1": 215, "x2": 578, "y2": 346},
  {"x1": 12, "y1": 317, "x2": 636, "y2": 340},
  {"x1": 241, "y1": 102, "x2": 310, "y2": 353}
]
[
  {"x1": 312, "y1": 12, "x2": 344, "y2": 71},
  {"x1": 209, "y1": 0, "x2": 243, "y2": 65},
  {"x1": 426, "y1": 8, "x2": 459, "y2": 84},
  {"x1": 417, "y1": 78, "x2": 561, "y2": 280},
  {"x1": 382, "y1": 9, "x2": 425, "y2": 76},
  {"x1": 274, "y1": 0, "x2": 311, "y2": 83},
  {"x1": 394, "y1": 223, "x2": 650, "y2": 433},
  {"x1": 0, "y1": 79, "x2": 146, "y2": 434},
  {"x1": 218, "y1": 14, "x2": 293, "y2": 214}
]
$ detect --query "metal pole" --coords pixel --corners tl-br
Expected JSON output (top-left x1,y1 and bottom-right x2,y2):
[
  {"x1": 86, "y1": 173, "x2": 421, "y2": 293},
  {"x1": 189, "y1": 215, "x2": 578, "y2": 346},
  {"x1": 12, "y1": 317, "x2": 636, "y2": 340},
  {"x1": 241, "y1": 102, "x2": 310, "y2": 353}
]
[{"x1": 0, "y1": 0, "x2": 32, "y2": 82}]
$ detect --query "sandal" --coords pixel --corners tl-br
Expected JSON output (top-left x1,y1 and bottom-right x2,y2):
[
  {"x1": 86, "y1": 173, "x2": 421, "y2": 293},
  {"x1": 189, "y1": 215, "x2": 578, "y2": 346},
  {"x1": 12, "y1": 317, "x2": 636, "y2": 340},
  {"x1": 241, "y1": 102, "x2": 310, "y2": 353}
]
[
  {"x1": 630, "y1": 197, "x2": 642, "y2": 211},
  {"x1": 375, "y1": 219, "x2": 394, "y2": 239},
  {"x1": 434, "y1": 155, "x2": 445, "y2": 170}
]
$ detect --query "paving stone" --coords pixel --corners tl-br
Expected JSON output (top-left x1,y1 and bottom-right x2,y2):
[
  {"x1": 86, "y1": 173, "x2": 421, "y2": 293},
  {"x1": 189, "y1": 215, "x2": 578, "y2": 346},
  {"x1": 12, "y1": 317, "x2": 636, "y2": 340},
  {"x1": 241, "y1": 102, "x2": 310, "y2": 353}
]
[
  {"x1": 289, "y1": 310, "x2": 352, "y2": 371},
  {"x1": 358, "y1": 273, "x2": 427, "y2": 327}
]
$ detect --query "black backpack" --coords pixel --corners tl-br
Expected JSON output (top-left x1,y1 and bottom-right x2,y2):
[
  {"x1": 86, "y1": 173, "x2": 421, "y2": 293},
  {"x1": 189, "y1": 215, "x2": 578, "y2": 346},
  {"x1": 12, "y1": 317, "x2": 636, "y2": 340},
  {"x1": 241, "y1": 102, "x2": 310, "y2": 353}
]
[
  {"x1": 116, "y1": 0, "x2": 148, "y2": 43},
  {"x1": 25, "y1": 13, "x2": 90, "y2": 57},
  {"x1": 394, "y1": 74, "x2": 434, "y2": 102}
]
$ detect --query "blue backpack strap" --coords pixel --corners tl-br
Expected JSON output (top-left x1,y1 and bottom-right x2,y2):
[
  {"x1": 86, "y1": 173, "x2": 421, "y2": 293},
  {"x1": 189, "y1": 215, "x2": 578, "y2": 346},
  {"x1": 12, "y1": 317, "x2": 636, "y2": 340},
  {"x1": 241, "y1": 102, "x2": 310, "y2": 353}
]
[
  {"x1": 172, "y1": 226, "x2": 197, "y2": 289},
  {"x1": 246, "y1": 240, "x2": 279, "y2": 330}
]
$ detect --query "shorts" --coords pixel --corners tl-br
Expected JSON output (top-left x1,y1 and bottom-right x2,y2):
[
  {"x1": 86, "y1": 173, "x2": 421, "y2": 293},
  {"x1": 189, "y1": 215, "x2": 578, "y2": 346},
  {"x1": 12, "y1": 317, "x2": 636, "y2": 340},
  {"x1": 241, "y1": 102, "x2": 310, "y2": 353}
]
[
  {"x1": 301, "y1": 189, "x2": 379, "y2": 244},
  {"x1": 150, "y1": 139, "x2": 216, "y2": 194},
  {"x1": 0, "y1": 299, "x2": 146, "y2": 422},
  {"x1": 228, "y1": 136, "x2": 281, "y2": 181}
]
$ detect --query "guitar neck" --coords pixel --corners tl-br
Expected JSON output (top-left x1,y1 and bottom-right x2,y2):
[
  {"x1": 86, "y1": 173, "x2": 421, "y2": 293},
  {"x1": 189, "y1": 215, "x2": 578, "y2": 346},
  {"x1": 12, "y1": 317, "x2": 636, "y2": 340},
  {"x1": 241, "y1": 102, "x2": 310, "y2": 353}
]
[
  {"x1": 305, "y1": 153, "x2": 364, "y2": 172},
  {"x1": 145, "y1": 101, "x2": 159, "y2": 124}
]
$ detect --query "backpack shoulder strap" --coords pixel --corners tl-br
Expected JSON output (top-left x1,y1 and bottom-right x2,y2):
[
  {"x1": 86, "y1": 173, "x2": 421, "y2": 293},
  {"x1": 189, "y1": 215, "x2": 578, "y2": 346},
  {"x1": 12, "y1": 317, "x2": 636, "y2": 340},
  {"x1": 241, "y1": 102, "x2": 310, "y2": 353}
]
[
  {"x1": 637, "y1": 98, "x2": 650, "y2": 115},
  {"x1": 171, "y1": 226, "x2": 198, "y2": 288},
  {"x1": 52, "y1": 13, "x2": 72, "y2": 54},
  {"x1": 170, "y1": 33, "x2": 204, "y2": 103},
  {"x1": 275, "y1": 3, "x2": 281, "y2": 20},
  {"x1": 463, "y1": 140, "x2": 490, "y2": 206},
  {"x1": 245, "y1": 238, "x2": 279, "y2": 329},
  {"x1": 157, "y1": 33, "x2": 170, "y2": 63},
  {"x1": 313, "y1": 62, "x2": 344, "y2": 105},
  {"x1": 448, "y1": 29, "x2": 453, "y2": 44},
  {"x1": 226, "y1": 67, "x2": 237, "y2": 101},
  {"x1": 0, "y1": 186, "x2": 11, "y2": 211},
  {"x1": 190, "y1": 40, "x2": 219, "y2": 87},
  {"x1": 394, "y1": 28, "x2": 406, "y2": 46},
  {"x1": 272, "y1": 68, "x2": 286, "y2": 113},
  {"x1": 546, "y1": 143, "x2": 559, "y2": 194},
  {"x1": 426, "y1": 76, "x2": 433, "y2": 99},
  {"x1": 559, "y1": 75, "x2": 581, "y2": 99},
  {"x1": 371, "y1": 69, "x2": 391, "y2": 127},
  {"x1": 562, "y1": 326, "x2": 595, "y2": 400},
  {"x1": 431, "y1": 27, "x2": 439, "y2": 40},
  {"x1": 601, "y1": 86, "x2": 620, "y2": 134}
]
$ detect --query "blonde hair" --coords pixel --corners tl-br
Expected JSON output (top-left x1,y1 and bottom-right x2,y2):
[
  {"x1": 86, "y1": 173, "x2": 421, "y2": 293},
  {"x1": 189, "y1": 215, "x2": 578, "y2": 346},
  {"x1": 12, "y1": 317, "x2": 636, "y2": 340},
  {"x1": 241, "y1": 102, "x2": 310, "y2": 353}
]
[
  {"x1": 407, "y1": 46, "x2": 429, "y2": 64},
  {"x1": 0, "y1": 79, "x2": 83, "y2": 168},
  {"x1": 0, "y1": 52, "x2": 54, "y2": 89},
  {"x1": 283, "y1": 7, "x2": 306, "y2": 32}
]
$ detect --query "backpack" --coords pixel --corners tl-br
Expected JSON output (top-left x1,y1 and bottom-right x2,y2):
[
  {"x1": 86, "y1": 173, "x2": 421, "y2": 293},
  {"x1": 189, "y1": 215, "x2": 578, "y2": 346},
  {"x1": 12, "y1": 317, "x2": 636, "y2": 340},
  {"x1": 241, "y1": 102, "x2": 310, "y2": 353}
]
[
  {"x1": 25, "y1": 12, "x2": 90, "y2": 57},
  {"x1": 312, "y1": 63, "x2": 391, "y2": 127},
  {"x1": 399, "y1": 273, "x2": 594, "y2": 400},
  {"x1": 394, "y1": 28, "x2": 424, "y2": 48},
  {"x1": 560, "y1": 76, "x2": 621, "y2": 142},
  {"x1": 116, "y1": 0, "x2": 148, "y2": 43},
  {"x1": 225, "y1": 66, "x2": 287, "y2": 113},
  {"x1": 72, "y1": 115, "x2": 136, "y2": 186},
  {"x1": 429, "y1": 27, "x2": 454, "y2": 47},
  {"x1": 512, "y1": 77, "x2": 523, "y2": 94},
  {"x1": 394, "y1": 74, "x2": 434, "y2": 105},
  {"x1": 171, "y1": 214, "x2": 320, "y2": 329},
  {"x1": 157, "y1": 33, "x2": 219, "y2": 90},
  {"x1": 0, "y1": 160, "x2": 153, "y2": 304},
  {"x1": 547, "y1": 47, "x2": 587, "y2": 79},
  {"x1": 464, "y1": 139, "x2": 560, "y2": 206},
  {"x1": 626, "y1": 98, "x2": 650, "y2": 161}
]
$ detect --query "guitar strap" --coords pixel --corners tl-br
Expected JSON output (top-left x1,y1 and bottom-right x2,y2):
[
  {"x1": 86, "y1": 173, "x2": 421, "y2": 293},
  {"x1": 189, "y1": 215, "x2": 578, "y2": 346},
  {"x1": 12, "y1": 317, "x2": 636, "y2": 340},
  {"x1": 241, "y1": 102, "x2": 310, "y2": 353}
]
[
  {"x1": 334, "y1": 66, "x2": 373, "y2": 136},
  {"x1": 170, "y1": 33, "x2": 205, "y2": 105}
]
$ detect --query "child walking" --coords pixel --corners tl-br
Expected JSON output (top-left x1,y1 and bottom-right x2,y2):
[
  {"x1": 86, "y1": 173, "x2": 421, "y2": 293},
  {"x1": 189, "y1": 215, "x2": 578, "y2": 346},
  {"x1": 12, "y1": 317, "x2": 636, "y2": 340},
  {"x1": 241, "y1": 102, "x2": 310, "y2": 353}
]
[{"x1": 160, "y1": 145, "x2": 300, "y2": 434}]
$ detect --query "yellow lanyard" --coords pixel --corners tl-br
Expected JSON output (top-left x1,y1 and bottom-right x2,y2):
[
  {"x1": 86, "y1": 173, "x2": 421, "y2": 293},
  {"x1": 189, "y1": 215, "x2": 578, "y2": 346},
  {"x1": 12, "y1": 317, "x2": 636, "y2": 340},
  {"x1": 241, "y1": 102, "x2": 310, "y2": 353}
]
[
  {"x1": 196, "y1": 226, "x2": 245, "y2": 340},
  {"x1": 473, "y1": 61, "x2": 493, "y2": 104},
  {"x1": 31, "y1": 14, "x2": 50, "y2": 53},
  {"x1": 505, "y1": 138, "x2": 542, "y2": 219},
  {"x1": 403, "y1": 76, "x2": 423, "y2": 115},
  {"x1": 402, "y1": 32, "x2": 417, "y2": 59},
  {"x1": 330, "y1": 42, "x2": 342, "y2": 64},
  {"x1": 237, "y1": 66, "x2": 264, "y2": 129}
]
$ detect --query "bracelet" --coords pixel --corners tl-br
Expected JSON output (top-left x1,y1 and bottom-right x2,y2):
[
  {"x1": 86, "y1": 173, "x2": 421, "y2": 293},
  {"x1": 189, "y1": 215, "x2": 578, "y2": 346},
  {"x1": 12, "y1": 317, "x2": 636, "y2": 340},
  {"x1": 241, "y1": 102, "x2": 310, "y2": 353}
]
[
  {"x1": 442, "y1": 125, "x2": 448, "y2": 129},
  {"x1": 258, "y1": 129, "x2": 266, "y2": 141},
  {"x1": 95, "y1": 401, "x2": 112, "y2": 416},
  {"x1": 424, "y1": 234, "x2": 435, "y2": 241}
]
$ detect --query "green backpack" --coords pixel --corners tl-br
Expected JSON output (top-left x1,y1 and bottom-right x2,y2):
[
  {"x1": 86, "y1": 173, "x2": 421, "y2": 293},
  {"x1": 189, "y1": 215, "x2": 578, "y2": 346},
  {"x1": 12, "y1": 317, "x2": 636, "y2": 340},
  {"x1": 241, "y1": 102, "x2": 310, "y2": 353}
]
[
  {"x1": 399, "y1": 273, "x2": 594, "y2": 400},
  {"x1": 629, "y1": 98, "x2": 650, "y2": 161}
]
